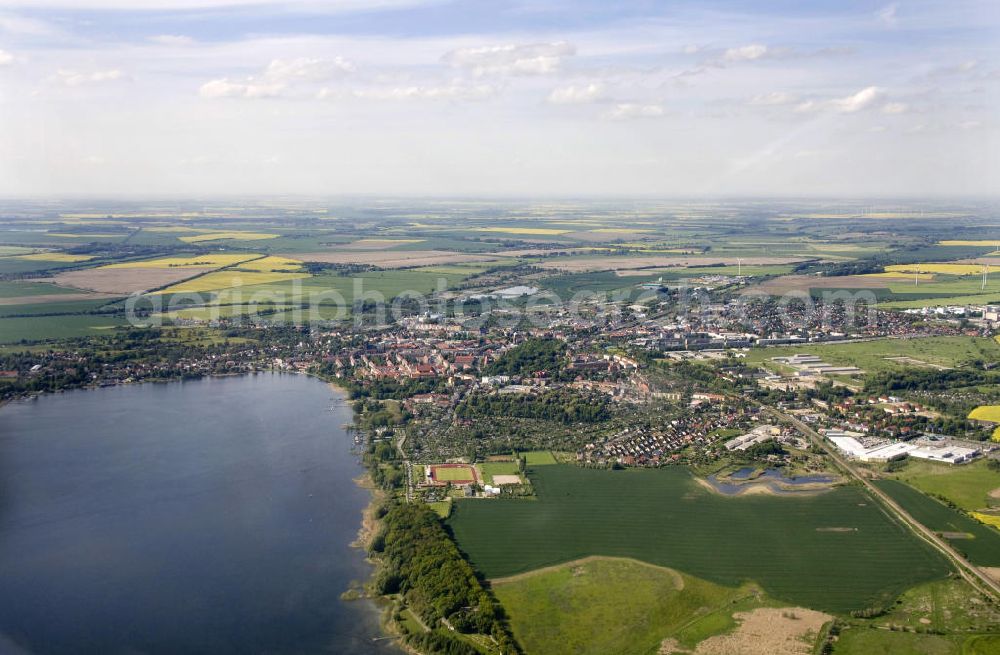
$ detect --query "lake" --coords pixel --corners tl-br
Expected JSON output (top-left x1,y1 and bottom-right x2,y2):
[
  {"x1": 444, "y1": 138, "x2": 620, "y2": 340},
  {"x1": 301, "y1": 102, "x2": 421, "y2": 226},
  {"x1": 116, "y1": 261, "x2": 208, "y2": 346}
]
[{"x1": 0, "y1": 373, "x2": 399, "y2": 654}]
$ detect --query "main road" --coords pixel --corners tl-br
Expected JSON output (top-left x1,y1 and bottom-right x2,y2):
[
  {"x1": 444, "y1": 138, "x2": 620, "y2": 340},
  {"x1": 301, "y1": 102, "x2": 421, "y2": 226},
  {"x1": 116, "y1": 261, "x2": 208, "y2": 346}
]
[{"x1": 765, "y1": 406, "x2": 1000, "y2": 601}]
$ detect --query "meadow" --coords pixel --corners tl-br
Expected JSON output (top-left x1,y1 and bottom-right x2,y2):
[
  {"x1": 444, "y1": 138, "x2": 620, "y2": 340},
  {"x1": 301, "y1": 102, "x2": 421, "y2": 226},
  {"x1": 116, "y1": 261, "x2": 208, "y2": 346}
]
[
  {"x1": 448, "y1": 465, "x2": 951, "y2": 613},
  {"x1": 492, "y1": 557, "x2": 782, "y2": 655},
  {"x1": 874, "y1": 480, "x2": 1000, "y2": 566},
  {"x1": 891, "y1": 459, "x2": 1000, "y2": 512},
  {"x1": 746, "y1": 336, "x2": 1000, "y2": 373}
]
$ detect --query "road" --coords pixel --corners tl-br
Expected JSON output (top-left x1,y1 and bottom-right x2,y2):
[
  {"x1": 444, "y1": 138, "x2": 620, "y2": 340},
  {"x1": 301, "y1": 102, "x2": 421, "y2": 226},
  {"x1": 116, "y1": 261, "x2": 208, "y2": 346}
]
[{"x1": 765, "y1": 406, "x2": 1000, "y2": 601}]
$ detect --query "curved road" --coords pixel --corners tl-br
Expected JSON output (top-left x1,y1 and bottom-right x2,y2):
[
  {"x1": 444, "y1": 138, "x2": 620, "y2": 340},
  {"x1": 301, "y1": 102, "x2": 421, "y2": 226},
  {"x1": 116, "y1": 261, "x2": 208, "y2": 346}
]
[{"x1": 765, "y1": 406, "x2": 1000, "y2": 601}]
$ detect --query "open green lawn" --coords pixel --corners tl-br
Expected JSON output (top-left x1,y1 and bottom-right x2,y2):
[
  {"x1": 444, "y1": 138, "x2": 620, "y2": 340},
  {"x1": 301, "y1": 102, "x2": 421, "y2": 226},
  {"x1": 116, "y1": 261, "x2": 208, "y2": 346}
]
[
  {"x1": 449, "y1": 466, "x2": 950, "y2": 613},
  {"x1": 522, "y1": 450, "x2": 557, "y2": 466},
  {"x1": 874, "y1": 480, "x2": 1000, "y2": 565},
  {"x1": 478, "y1": 461, "x2": 520, "y2": 484},
  {"x1": 492, "y1": 557, "x2": 776, "y2": 655},
  {"x1": 746, "y1": 336, "x2": 1000, "y2": 373},
  {"x1": 891, "y1": 459, "x2": 1000, "y2": 512}
]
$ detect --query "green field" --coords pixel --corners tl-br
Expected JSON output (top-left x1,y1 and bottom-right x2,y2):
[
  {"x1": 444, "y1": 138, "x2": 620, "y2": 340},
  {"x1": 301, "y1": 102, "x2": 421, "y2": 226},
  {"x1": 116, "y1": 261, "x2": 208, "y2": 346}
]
[
  {"x1": 892, "y1": 460, "x2": 1000, "y2": 512},
  {"x1": 0, "y1": 281, "x2": 83, "y2": 298},
  {"x1": 747, "y1": 336, "x2": 1000, "y2": 373},
  {"x1": 492, "y1": 557, "x2": 781, "y2": 655},
  {"x1": 874, "y1": 480, "x2": 1000, "y2": 565},
  {"x1": 833, "y1": 629, "x2": 967, "y2": 655},
  {"x1": 522, "y1": 450, "x2": 557, "y2": 466},
  {"x1": 0, "y1": 314, "x2": 128, "y2": 342},
  {"x1": 479, "y1": 461, "x2": 520, "y2": 484},
  {"x1": 449, "y1": 466, "x2": 950, "y2": 613}
]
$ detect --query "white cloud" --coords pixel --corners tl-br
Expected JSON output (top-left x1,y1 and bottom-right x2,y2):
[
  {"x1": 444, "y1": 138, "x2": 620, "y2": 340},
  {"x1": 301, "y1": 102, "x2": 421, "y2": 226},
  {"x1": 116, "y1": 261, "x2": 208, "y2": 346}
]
[
  {"x1": 547, "y1": 83, "x2": 604, "y2": 104},
  {"x1": 347, "y1": 83, "x2": 496, "y2": 101},
  {"x1": 199, "y1": 78, "x2": 284, "y2": 98},
  {"x1": 957, "y1": 120, "x2": 982, "y2": 130},
  {"x1": 263, "y1": 56, "x2": 354, "y2": 83},
  {"x1": 149, "y1": 34, "x2": 195, "y2": 46},
  {"x1": 833, "y1": 86, "x2": 881, "y2": 112},
  {"x1": 200, "y1": 56, "x2": 355, "y2": 99},
  {"x1": 443, "y1": 42, "x2": 574, "y2": 76},
  {"x1": 722, "y1": 44, "x2": 771, "y2": 63},
  {"x1": 881, "y1": 102, "x2": 908, "y2": 115},
  {"x1": 0, "y1": 48, "x2": 13, "y2": 66},
  {"x1": 606, "y1": 103, "x2": 664, "y2": 120},
  {"x1": 793, "y1": 87, "x2": 882, "y2": 114},
  {"x1": 748, "y1": 91, "x2": 797, "y2": 106},
  {"x1": 57, "y1": 69, "x2": 126, "y2": 86},
  {"x1": 877, "y1": 3, "x2": 899, "y2": 27}
]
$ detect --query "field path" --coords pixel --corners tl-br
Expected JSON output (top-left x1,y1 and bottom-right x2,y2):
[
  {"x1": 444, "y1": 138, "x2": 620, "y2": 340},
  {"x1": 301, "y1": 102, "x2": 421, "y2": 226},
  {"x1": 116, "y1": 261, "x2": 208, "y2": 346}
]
[
  {"x1": 766, "y1": 406, "x2": 1000, "y2": 602},
  {"x1": 489, "y1": 555, "x2": 684, "y2": 590}
]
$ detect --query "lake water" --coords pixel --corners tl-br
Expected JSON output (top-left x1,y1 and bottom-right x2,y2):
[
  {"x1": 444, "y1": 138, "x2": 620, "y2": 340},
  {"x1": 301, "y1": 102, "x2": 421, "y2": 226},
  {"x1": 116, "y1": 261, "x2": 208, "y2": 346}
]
[
  {"x1": 0, "y1": 373, "x2": 400, "y2": 655},
  {"x1": 707, "y1": 468, "x2": 836, "y2": 496}
]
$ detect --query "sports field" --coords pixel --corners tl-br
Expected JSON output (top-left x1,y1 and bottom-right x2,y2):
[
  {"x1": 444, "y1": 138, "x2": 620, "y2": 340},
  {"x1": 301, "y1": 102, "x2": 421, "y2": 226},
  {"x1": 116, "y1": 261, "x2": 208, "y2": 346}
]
[
  {"x1": 430, "y1": 464, "x2": 477, "y2": 484},
  {"x1": 448, "y1": 466, "x2": 951, "y2": 613}
]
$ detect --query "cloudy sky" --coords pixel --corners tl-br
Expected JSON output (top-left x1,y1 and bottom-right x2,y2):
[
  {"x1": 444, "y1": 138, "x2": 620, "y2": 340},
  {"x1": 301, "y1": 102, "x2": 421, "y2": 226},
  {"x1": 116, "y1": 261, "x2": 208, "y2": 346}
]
[{"x1": 0, "y1": 0, "x2": 996, "y2": 197}]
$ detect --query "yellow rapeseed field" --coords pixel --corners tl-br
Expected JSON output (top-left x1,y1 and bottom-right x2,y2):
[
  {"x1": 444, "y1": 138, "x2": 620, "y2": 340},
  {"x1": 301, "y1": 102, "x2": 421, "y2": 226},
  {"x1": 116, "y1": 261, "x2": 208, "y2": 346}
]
[
  {"x1": 17, "y1": 253, "x2": 95, "y2": 262},
  {"x1": 178, "y1": 232, "x2": 279, "y2": 243},
  {"x1": 972, "y1": 512, "x2": 1000, "y2": 529},
  {"x1": 233, "y1": 256, "x2": 305, "y2": 272},
  {"x1": 476, "y1": 227, "x2": 569, "y2": 235},
  {"x1": 938, "y1": 240, "x2": 1000, "y2": 247},
  {"x1": 968, "y1": 406, "x2": 1000, "y2": 422},
  {"x1": 102, "y1": 254, "x2": 258, "y2": 269},
  {"x1": 152, "y1": 271, "x2": 310, "y2": 294},
  {"x1": 885, "y1": 263, "x2": 985, "y2": 276},
  {"x1": 864, "y1": 271, "x2": 935, "y2": 280}
]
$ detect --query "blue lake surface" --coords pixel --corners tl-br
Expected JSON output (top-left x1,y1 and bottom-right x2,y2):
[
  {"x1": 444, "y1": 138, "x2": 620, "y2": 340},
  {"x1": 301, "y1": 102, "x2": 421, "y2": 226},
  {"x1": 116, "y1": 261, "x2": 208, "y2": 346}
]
[
  {"x1": 0, "y1": 373, "x2": 399, "y2": 655},
  {"x1": 707, "y1": 468, "x2": 836, "y2": 496}
]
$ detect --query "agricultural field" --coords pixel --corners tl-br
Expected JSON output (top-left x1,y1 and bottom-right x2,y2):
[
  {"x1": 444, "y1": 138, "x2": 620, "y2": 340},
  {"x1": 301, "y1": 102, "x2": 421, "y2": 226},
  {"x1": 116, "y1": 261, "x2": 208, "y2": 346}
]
[
  {"x1": 0, "y1": 281, "x2": 85, "y2": 299},
  {"x1": 969, "y1": 406, "x2": 1000, "y2": 422},
  {"x1": 102, "y1": 254, "x2": 259, "y2": 269},
  {"x1": 449, "y1": 465, "x2": 951, "y2": 613},
  {"x1": 16, "y1": 253, "x2": 95, "y2": 263},
  {"x1": 873, "y1": 480, "x2": 1000, "y2": 566},
  {"x1": 0, "y1": 314, "x2": 128, "y2": 343},
  {"x1": 746, "y1": 336, "x2": 1000, "y2": 374},
  {"x1": 890, "y1": 459, "x2": 1000, "y2": 513},
  {"x1": 177, "y1": 231, "x2": 279, "y2": 243}
]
